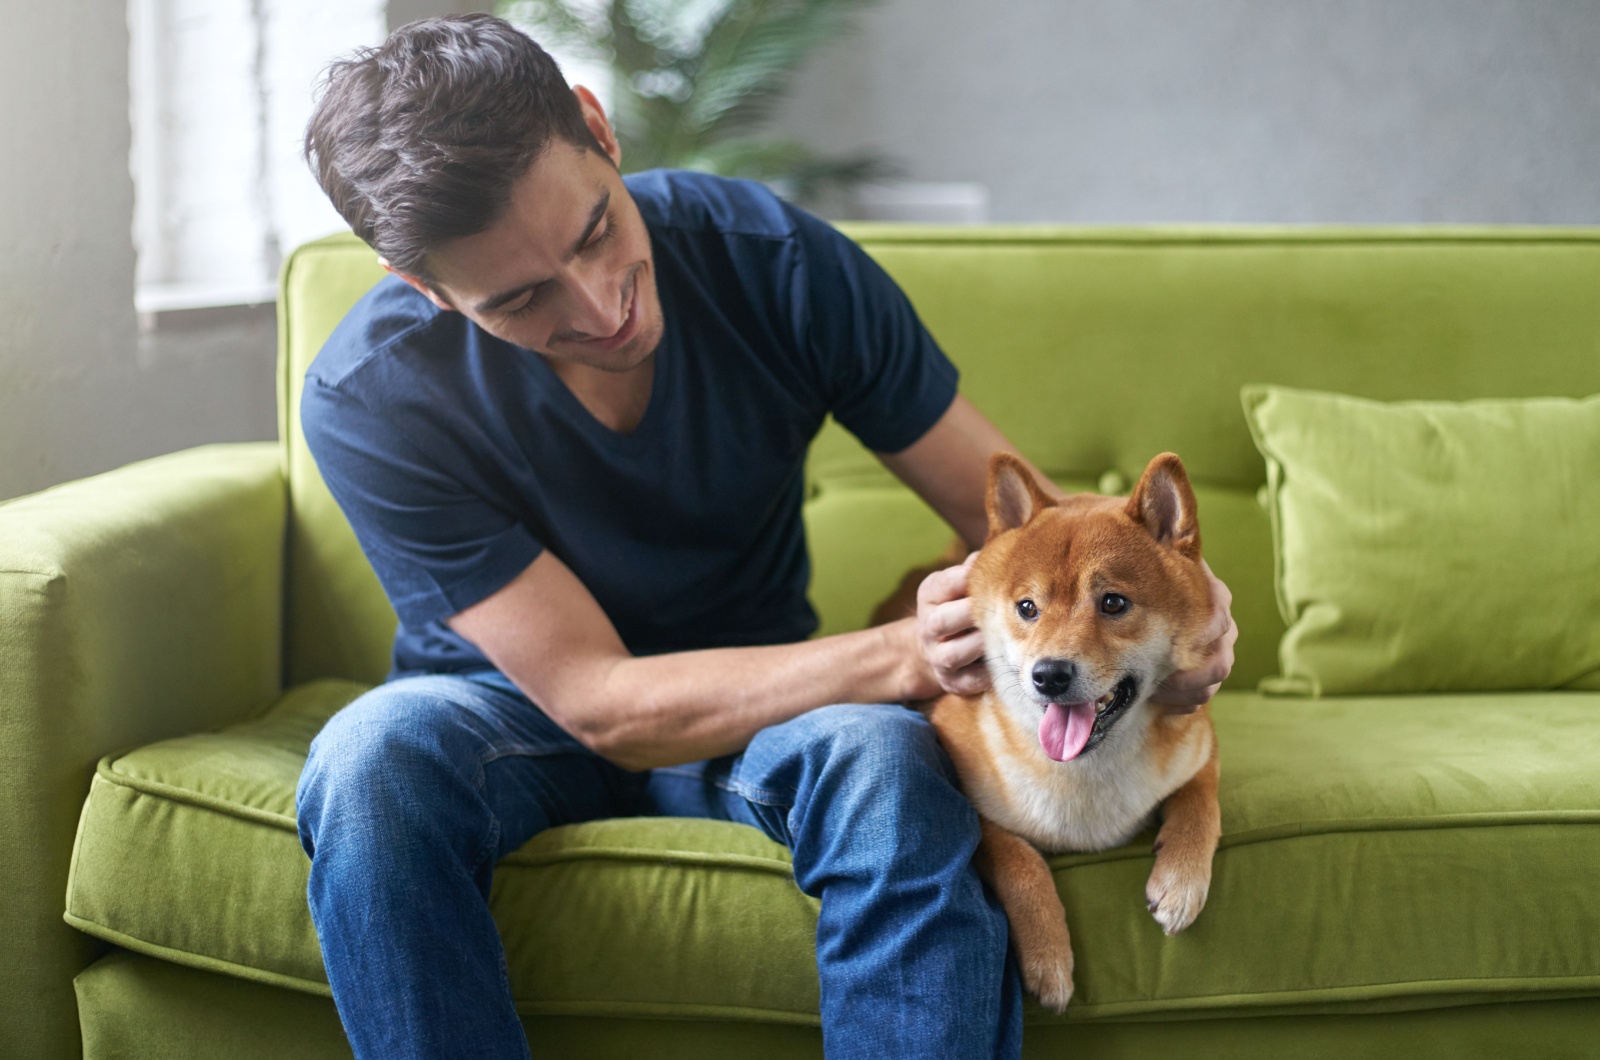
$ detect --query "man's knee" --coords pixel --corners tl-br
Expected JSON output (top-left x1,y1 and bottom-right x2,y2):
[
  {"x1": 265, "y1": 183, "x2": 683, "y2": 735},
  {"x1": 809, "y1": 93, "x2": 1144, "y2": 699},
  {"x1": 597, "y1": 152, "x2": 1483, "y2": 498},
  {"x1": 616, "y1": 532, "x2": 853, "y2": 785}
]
[
  {"x1": 296, "y1": 677, "x2": 489, "y2": 852},
  {"x1": 795, "y1": 703, "x2": 949, "y2": 778},
  {"x1": 758, "y1": 703, "x2": 968, "y2": 827},
  {"x1": 765, "y1": 703, "x2": 987, "y2": 899}
]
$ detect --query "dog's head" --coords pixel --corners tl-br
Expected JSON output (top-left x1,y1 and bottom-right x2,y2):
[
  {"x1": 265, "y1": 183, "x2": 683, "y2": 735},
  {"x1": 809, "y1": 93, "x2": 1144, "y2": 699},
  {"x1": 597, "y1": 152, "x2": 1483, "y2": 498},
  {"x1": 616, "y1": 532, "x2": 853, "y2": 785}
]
[{"x1": 970, "y1": 452, "x2": 1213, "y2": 763}]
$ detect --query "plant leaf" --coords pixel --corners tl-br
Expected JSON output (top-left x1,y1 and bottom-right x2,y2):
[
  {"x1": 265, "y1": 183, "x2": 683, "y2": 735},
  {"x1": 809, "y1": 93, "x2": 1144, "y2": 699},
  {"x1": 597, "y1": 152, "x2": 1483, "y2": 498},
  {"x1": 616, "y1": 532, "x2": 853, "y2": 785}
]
[
  {"x1": 500, "y1": 0, "x2": 891, "y2": 199},
  {"x1": 498, "y1": 0, "x2": 610, "y2": 60}
]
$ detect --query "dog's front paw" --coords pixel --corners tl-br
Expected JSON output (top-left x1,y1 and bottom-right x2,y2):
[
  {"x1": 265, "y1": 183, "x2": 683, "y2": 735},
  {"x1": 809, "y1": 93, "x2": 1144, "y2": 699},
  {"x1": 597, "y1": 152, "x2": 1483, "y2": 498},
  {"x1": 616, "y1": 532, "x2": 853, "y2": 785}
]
[
  {"x1": 1145, "y1": 855, "x2": 1211, "y2": 936},
  {"x1": 1020, "y1": 938, "x2": 1075, "y2": 1013}
]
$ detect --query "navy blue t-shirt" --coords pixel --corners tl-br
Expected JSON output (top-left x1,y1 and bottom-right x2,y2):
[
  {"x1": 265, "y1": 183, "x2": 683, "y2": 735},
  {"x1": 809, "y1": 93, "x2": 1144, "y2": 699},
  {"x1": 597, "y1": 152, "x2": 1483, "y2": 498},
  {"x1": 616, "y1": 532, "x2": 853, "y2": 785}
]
[{"x1": 302, "y1": 170, "x2": 958, "y2": 677}]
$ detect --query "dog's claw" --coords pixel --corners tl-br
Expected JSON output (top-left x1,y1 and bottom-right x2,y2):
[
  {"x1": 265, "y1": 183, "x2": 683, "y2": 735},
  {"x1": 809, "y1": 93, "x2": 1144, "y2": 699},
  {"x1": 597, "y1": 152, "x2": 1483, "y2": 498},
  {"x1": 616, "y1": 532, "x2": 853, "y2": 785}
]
[
  {"x1": 1145, "y1": 855, "x2": 1211, "y2": 936},
  {"x1": 1021, "y1": 945, "x2": 1075, "y2": 1014}
]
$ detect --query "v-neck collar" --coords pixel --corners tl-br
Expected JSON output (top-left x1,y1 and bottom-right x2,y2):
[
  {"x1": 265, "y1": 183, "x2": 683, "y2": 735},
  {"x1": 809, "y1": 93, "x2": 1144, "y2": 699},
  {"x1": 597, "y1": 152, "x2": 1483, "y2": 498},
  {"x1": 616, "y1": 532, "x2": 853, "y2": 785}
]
[{"x1": 525, "y1": 331, "x2": 673, "y2": 450}]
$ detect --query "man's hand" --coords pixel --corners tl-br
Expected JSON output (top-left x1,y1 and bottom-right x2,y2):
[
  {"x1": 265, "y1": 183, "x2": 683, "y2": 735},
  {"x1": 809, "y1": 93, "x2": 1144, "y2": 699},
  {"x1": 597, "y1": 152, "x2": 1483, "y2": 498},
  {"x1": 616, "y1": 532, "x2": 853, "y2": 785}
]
[
  {"x1": 1152, "y1": 560, "x2": 1238, "y2": 714},
  {"x1": 916, "y1": 553, "x2": 992, "y2": 696}
]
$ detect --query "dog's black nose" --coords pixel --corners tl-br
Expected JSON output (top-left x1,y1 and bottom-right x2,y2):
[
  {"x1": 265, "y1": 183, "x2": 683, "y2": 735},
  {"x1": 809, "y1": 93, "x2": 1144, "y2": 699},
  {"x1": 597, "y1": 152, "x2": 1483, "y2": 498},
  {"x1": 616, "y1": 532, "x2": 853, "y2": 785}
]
[{"x1": 1032, "y1": 659, "x2": 1076, "y2": 699}]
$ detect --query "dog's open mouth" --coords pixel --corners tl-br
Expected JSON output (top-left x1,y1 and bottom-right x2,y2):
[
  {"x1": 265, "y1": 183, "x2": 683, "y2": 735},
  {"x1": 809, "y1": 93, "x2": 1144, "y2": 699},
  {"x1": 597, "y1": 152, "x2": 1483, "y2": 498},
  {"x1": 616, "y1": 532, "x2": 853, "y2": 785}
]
[{"x1": 1038, "y1": 675, "x2": 1140, "y2": 763}]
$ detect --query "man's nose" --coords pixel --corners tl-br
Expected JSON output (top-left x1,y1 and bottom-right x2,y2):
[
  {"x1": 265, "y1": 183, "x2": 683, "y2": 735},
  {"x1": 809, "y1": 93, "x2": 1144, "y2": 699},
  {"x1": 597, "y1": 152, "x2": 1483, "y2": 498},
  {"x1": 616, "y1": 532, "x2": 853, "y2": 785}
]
[
  {"x1": 1032, "y1": 659, "x2": 1076, "y2": 699},
  {"x1": 565, "y1": 266, "x2": 623, "y2": 338}
]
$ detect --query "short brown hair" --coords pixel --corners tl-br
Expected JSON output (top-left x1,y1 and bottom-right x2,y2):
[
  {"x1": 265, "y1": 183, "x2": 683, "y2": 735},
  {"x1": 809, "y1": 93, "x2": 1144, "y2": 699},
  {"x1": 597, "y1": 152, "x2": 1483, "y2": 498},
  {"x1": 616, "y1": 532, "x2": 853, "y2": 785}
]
[{"x1": 305, "y1": 14, "x2": 601, "y2": 275}]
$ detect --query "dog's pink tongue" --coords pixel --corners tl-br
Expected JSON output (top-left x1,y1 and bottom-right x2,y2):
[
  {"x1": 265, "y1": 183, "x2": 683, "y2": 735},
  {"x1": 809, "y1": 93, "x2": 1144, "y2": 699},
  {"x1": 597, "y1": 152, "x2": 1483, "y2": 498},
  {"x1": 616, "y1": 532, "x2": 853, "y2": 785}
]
[{"x1": 1039, "y1": 702, "x2": 1096, "y2": 762}]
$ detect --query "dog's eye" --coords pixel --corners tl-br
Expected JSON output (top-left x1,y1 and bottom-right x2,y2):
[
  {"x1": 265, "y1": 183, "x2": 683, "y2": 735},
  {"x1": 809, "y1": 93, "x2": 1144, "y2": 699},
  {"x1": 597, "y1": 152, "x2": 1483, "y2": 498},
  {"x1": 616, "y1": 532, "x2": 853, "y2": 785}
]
[
  {"x1": 1100, "y1": 593, "x2": 1129, "y2": 615},
  {"x1": 1016, "y1": 599, "x2": 1038, "y2": 620}
]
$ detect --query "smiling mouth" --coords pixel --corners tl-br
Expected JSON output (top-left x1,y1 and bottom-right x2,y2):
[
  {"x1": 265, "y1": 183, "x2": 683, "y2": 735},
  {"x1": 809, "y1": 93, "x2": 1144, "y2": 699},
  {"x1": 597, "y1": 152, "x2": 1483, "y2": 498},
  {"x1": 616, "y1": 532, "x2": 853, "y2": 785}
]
[
  {"x1": 1086, "y1": 675, "x2": 1140, "y2": 747},
  {"x1": 1036, "y1": 674, "x2": 1142, "y2": 762},
  {"x1": 576, "y1": 276, "x2": 639, "y2": 351},
  {"x1": 552, "y1": 265, "x2": 645, "y2": 356}
]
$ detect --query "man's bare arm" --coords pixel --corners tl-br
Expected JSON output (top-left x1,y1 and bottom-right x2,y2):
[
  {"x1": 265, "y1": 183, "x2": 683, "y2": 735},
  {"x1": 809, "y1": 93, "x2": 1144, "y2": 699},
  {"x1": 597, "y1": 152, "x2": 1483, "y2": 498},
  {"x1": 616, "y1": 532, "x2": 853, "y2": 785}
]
[
  {"x1": 448, "y1": 549, "x2": 941, "y2": 771},
  {"x1": 876, "y1": 395, "x2": 1058, "y2": 694},
  {"x1": 878, "y1": 394, "x2": 1059, "y2": 548},
  {"x1": 446, "y1": 399, "x2": 1020, "y2": 769}
]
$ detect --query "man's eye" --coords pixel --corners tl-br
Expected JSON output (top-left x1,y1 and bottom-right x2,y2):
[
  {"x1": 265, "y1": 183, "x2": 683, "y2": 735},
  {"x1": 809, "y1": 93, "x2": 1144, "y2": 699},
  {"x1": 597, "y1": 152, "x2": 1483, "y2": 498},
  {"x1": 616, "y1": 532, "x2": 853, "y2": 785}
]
[
  {"x1": 585, "y1": 216, "x2": 616, "y2": 252},
  {"x1": 506, "y1": 294, "x2": 541, "y2": 318}
]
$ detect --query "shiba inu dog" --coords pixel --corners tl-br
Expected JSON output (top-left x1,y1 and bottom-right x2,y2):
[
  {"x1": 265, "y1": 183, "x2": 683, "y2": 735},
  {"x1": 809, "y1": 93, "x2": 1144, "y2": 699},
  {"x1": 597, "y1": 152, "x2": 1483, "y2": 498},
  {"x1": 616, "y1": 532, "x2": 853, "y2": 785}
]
[{"x1": 890, "y1": 452, "x2": 1222, "y2": 1012}]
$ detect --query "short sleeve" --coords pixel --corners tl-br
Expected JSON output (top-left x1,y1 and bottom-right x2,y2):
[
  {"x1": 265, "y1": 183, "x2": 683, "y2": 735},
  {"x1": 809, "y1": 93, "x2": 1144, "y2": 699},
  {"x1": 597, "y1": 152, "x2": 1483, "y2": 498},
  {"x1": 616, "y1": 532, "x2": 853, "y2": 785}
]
[
  {"x1": 787, "y1": 207, "x2": 959, "y2": 454},
  {"x1": 300, "y1": 376, "x2": 543, "y2": 630}
]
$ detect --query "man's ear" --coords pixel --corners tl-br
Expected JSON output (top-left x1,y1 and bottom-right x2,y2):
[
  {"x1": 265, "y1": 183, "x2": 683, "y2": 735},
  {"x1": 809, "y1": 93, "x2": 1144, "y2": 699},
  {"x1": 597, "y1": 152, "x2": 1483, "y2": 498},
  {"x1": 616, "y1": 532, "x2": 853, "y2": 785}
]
[
  {"x1": 381, "y1": 261, "x2": 456, "y2": 313},
  {"x1": 573, "y1": 85, "x2": 622, "y2": 169},
  {"x1": 1125, "y1": 452, "x2": 1201, "y2": 560},
  {"x1": 986, "y1": 452, "x2": 1053, "y2": 540}
]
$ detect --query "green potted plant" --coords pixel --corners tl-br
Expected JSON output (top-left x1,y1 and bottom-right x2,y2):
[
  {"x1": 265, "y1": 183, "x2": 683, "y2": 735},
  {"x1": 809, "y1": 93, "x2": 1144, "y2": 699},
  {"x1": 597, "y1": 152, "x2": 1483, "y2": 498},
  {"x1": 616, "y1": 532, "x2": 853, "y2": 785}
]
[{"x1": 498, "y1": 0, "x2": 894, "y2": 205}]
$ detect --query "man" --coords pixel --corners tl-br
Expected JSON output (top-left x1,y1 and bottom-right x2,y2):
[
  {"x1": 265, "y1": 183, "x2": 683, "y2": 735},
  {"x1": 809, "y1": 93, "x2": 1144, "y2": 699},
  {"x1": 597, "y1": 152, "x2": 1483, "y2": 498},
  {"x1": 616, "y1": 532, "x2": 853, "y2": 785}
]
[{"x1": 295, "y1": 15, "x2": 1236, "y2": 1060}]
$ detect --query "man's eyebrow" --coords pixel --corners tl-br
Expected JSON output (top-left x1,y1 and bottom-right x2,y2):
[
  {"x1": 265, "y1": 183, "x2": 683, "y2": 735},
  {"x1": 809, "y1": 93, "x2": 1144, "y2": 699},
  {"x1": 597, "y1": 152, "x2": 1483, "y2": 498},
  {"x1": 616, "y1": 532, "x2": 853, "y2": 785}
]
[{"x1": 473, "y1": 189, "x2": 611, "y2": 315}]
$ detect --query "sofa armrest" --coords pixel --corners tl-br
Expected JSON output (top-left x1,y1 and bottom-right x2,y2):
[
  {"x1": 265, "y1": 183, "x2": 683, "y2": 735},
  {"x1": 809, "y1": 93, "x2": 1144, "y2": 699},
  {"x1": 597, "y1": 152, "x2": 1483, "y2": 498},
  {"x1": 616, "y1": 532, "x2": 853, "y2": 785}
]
[{"x1": 0, "y1": 442, "x2": 286, "y2": 1060}]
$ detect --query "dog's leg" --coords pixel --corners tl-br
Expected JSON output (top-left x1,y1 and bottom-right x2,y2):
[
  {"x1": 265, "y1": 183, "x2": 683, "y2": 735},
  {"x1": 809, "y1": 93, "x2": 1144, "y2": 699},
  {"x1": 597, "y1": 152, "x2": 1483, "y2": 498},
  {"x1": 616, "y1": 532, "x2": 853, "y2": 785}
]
[
  {"x1": 973, "y1": 816, "x2": 1074, "y2": 1012},
  {"x1": 1145, "y1": 739, "x2": 1221, "y2": 936}
]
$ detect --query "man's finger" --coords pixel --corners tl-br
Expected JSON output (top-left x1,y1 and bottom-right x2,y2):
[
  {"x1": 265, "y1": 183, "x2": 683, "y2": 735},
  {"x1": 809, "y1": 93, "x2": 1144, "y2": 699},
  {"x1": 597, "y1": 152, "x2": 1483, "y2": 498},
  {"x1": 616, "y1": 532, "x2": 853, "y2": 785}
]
[
  {"x1": 917, "y1": 561, "x2": 971, "y2": 608},
  {"x1": 1197, "y1": 597, "x2": 1232, "y2": 647},
  {"x1": 1177, "y1": 657, "x2": 1232, "y2": 692},
  {"x1": 1159, "y1": 686, "x2": 1215, "y2": 714},
  {"x1": 1153, "y1": 649, "x2": 1231, "y2": 705},
  {"x1": 947, "y1": 659, "x2": 992, "y2": 696},
  {"x1": 1195, "y1": 562, "x2": 1234, "y2": 644},
  {"x1": 922, "y1": 597, "x2": 976, "y2": 641},
  {"x1": 1200, "y1": 559, "x2": 1233, "y2": 609},
  {"x1": 1192, "y1": 620, "x2": 1240, "y2": 668},
  {"x1": 1151, "y1": 678, "x2": 1210, "y2": 709},
  {"x1": 932, "y1": 629, "x2": 985, "y2": 674}
]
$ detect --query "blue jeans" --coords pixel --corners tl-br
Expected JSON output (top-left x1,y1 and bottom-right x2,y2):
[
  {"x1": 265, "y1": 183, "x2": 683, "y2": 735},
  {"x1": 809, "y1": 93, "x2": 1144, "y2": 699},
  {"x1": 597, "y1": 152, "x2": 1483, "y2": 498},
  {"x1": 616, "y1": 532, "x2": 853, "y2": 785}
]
[{"x1": 295, "y1": 669, "x2": 1022, "y2": 1059}]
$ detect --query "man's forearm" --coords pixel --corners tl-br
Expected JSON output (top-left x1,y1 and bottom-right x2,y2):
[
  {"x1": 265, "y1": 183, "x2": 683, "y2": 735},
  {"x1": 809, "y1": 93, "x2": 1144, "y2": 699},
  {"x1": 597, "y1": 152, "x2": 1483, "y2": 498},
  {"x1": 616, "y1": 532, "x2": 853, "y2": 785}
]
[
  {"x1": 559, "y1": 620, "x2": 928, "y2": 771},
  {"x1": 449, "y1": 541, "x2": 939, "y2": 772}
]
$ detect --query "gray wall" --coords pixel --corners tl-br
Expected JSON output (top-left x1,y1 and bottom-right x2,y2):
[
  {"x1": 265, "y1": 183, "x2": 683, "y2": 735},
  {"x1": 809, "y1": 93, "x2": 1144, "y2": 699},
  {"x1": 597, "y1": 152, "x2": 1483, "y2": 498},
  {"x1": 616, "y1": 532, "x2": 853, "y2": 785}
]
[
  {"x1": 0, "y1": 2, "x2": 482, "y2": 503},
  {"x1": 776, "y1": 0, "x2": 1600, "y2": 224},
  {"x1": 3, "y1": 1, "x2": 1597, "y2": 502},
  {"x1": 0, "y1": 8, "x2": 279, "y2": 502}
]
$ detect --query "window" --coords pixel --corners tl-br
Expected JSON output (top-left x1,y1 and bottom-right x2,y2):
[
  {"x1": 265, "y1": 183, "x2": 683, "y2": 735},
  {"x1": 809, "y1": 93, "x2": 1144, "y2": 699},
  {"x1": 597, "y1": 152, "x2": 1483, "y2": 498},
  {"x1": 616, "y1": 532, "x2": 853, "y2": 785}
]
[{"x1": 128, "y1": 0, "x2": 386, "y2": 312}]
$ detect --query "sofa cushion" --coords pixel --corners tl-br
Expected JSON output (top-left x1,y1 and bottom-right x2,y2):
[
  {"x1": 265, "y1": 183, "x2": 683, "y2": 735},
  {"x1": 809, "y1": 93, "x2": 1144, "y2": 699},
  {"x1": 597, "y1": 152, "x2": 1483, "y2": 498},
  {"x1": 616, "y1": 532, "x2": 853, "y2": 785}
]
[
  {"x1": 803, "y1": 479, "x2": 1284, "y2": 691},
  {"x1": 66, "y1": 680, "x2": 1600, "y2": 1024},
  {"x1": 278, "y1": 230, "x2": 1600, "y2": 691},
  {"x1": 1244, "y1": 385, "x2": 1600, "y2": 696}
]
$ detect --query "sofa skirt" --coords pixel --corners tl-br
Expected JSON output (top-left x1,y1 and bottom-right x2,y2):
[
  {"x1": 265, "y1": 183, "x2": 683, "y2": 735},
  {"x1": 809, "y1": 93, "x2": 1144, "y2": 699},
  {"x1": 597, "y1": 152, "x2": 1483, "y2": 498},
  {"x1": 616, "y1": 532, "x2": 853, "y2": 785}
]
[{"x1": 76, "y1": 948, "x2": 1600, "y2": 1060}]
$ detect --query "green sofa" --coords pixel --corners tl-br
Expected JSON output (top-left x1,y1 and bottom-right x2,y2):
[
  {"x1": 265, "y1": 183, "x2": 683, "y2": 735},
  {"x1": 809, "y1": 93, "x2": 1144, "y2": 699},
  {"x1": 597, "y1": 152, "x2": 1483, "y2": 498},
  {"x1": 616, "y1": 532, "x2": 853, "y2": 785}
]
[{"x1": 4, "y1": 226, "x2": 1599, "y2": 1059}]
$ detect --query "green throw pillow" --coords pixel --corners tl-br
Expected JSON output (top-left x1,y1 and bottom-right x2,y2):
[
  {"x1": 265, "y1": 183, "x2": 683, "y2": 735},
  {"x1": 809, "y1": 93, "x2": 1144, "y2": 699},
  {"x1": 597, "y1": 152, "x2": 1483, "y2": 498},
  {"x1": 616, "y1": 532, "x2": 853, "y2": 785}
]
[{"x1": 1242, "y1": 385, "x2": 1600, "y2": 696}]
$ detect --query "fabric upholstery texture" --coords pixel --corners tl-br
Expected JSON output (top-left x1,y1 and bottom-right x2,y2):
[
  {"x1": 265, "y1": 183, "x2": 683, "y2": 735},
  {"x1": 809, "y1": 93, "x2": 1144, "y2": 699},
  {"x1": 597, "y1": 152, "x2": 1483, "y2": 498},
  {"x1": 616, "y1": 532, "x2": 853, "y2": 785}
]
[
  {"x1": 1245, "y1": 385, "x2": 1600, "y2": 695},
  {"x1": 11, "y1": 225, "x2": 1597, "y2": 1058},
  {"x1": 0, "y1": 443, "x2": 285, "y2": 1060},
  {"x1": 278, "y1": 229, "x2": 1600, "y2": 693},
  {"x1": 66, "y1": 680, "x2": 1600, "y2": 1023},
  {"x1": 74, "y1": 948, "x2": 1600, "y2": 1060}
]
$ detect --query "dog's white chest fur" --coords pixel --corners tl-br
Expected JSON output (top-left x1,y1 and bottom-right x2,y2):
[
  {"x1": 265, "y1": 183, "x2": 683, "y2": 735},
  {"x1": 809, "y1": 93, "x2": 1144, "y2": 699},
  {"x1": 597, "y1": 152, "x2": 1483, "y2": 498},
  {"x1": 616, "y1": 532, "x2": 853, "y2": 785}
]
[{"x1": 970, "y1": 702, "x2": 1211, "y2": 854}]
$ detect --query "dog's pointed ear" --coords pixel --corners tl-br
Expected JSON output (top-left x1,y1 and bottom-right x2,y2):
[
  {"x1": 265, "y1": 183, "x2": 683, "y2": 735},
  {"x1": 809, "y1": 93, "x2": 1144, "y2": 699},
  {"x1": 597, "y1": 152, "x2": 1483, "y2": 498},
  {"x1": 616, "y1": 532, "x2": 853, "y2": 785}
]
[
  {"x1": 986, "y1": 452, "x2": 1053, "y2": 540},
  {"x1": 1125, "y1": 453, "x2": 1201, "y2": 559}
]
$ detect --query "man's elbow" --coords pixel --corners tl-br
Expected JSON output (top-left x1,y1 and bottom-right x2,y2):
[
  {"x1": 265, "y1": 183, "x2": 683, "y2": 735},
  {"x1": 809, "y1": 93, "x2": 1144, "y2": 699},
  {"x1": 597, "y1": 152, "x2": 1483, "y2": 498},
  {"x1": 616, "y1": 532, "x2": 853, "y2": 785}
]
[
  {"x1": 559, "y1": 707, "x2": 655, "y2": 772},
  {"x1": 584, "y1": 730, "x2": 654, "y2": 773}
]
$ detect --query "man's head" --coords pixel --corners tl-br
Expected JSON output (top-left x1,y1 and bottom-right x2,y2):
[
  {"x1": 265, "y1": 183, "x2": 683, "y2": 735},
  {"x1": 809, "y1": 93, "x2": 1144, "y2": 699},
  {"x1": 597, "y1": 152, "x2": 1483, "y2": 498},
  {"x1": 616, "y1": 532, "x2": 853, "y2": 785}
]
[{"x1": 306, "y1": 15, "x2": 663, "y2": 370}]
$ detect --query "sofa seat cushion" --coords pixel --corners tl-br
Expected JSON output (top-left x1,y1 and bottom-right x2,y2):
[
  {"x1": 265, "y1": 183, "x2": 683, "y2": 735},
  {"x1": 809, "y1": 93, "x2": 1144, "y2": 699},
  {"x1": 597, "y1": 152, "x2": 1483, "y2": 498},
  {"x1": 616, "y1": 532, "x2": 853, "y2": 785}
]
[{"x1": 66, "y1": 680, "x2": 1600, "y2": 1023}]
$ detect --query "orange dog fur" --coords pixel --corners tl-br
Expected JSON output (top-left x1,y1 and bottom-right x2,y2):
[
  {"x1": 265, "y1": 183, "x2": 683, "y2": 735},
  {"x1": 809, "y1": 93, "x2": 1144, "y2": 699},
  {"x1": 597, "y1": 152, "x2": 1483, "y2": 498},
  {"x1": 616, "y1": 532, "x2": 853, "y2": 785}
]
[{"x1": 898, "y1": 452, "x2": 1222, "y2": 1011}]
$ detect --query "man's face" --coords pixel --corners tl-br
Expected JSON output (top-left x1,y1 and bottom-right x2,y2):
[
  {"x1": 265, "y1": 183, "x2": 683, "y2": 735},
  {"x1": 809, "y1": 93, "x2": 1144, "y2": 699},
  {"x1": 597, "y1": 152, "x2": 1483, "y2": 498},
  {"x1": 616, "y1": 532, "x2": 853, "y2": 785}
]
[{"x1": 390, "y1": 92, "x2": 664, "y2": 373}]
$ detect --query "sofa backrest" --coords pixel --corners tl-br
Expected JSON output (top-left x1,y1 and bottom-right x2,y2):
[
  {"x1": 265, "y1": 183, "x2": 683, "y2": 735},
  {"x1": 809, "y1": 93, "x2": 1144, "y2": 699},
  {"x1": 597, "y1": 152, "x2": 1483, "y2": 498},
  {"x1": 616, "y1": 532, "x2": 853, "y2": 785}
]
[{"x1": 278, "y1": 227, "x2": 1600, "y2": 690}]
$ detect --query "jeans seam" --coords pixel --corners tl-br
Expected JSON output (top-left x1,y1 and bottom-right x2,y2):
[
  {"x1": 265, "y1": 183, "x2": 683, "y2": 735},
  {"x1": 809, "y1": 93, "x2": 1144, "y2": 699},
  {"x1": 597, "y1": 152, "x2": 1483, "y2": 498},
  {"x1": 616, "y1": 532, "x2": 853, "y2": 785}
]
[
  {"x1": 733, "y1": 780, "x2": 795, "y2": 808},
  {"x1": 652, "y1": 765, "x2": 796, "y2": 808},
  {"x1": 469, "y1": 757, "x2": 503, "y2": 878},
  {"x1": 480, "y1": 743, "x2": 579, "y2": 766}
]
